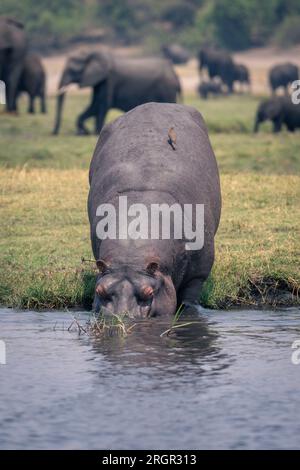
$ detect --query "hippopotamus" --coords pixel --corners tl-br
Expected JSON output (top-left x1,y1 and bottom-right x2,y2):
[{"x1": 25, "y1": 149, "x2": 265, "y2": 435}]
[{"x1": 88, "y1": 102, "x2": 221, "y2": 317}]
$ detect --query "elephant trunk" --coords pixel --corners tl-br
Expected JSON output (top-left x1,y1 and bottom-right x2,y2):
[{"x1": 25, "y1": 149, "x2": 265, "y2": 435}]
[
  {"x1": 52, "y1": 69, "x2": 73, "y2": 135},
  {"x1": 254, "y1": 117, "x2": 260, "y2": 133},
  {"x1": 52, "y1": 91, "x2": 65, "y2": 135}
]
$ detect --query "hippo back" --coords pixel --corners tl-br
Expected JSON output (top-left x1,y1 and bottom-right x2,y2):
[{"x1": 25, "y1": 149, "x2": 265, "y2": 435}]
[{"x1": 89, "y1": 102, "x2": 220, "y2": 226}]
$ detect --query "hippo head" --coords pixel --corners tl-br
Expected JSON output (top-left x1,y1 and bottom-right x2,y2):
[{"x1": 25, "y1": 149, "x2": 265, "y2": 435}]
[{"x1": 93, "y1": 259, "x2": 177, "y2": 318}]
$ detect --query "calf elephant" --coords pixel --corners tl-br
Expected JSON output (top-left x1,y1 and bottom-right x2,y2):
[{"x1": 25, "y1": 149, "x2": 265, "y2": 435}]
[
  {"x1": 254, "y1": 96, "x2": 300, "y2": 133},
  {"x1": 198, "y1": 47, "x2": 234, "y2": 93},
  {"x1": 162, "y1": 44, "x2": 191, "y2": 64},
  {"x1": 53, "y1": 50, "x2": 181, "y2": 135},
  {"x1": 0, "y1": 17, "x2": 27, "y2": 112},
  {"x1": 198, "y1": 80, "x2": 224, "y2": 99},
  {"x1": 17, "y1": 53, "x2": 46, "y2": 113},
  {"x1": 233, "y1": 63, "x2": 250, "y2": 92},
  {"x1": 269, "y1": 63, "x2": 299, "y2": 95}
]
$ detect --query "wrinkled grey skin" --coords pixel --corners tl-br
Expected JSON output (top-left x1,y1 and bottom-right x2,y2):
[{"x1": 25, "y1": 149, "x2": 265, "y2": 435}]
[
  {"x1": 269, "y1": 62, "x2": 299, "y2": 95},
  {"x1": 233, "y1": 63, "x2": 250, "y2": 92},
  {"x1": 198, "y1": 47, "x2": 234, "y2": 93},
  {"x1": 198, "y1": 80, "x2": 224, "y2": 99},
  {"x1": 17, "y1": 52, "x2": 46, "y2": 114},
  {"x1": 0, "y1": 17, "x2": 27, "y2": 112},
  {"x1": 254, "y1": 96, "x2": 300, "y2": 133},
  {"x1": 88, "y1": 102, "x2": 221, "y2": 318},
  {"x1": 162, "y1": 44, "x2": 191, "y2": 64},
  {"x1": 53, "y1": 50, "x2": 181, "y2": 135}
]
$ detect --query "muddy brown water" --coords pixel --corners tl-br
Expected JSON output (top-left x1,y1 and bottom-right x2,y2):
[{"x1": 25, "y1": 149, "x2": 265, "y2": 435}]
[{"x1": 0, "y1": 307, "x2": 300, "y2": 449}]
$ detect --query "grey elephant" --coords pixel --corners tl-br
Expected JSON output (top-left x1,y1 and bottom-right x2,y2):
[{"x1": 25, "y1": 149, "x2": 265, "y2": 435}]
[
  {"x1": 53, "y1": 50, "x2": 181, "y2": 135},
  {"x1": 162, "y1": 44, "x2": 191, "y2": 64},
  {"x1": 254, "y1": 96, "x2": 300, "y2": 133},
  {"x1": 0, "y1": 17, "x2": 27, "y2": 112},
  {"x1": 17, "y1": 53, "x2": 46, "y2": 114},
  {"x1": 198, "y1": 80, "x2": 224, "y2": 99},
  {"x1": 233, "y1": 63, "x2": 250, "y2": 92},
  {"x1": 88, "y1": 102, "x2": 221, "y2": 317},
  {"x1": 269, "y1": 63, "x2": 299, "y2": 95},
  {"x1": 198, "y1": 47, "x2": 234, "y2": 93}
]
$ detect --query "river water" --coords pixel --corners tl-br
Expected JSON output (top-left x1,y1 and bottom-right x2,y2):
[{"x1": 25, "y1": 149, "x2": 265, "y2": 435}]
[{"x1": 0, "y1": 307, "x2": 299, "y2": 449}]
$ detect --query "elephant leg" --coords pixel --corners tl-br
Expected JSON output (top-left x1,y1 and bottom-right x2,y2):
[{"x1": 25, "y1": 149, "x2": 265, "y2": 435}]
[
  {"x1": 76, "y1": 88, "x2": 99, "y2": 135},
  {"x1": 95, "y1": 108, "x2": 107, "y2": 134},
  {"x1": 76, "y1": 106, "x2": 95, "y2": 135},
  {"x1": 28, "y1": 96, "x2": 35, "y2": 114},
  {"x1": 287, "y1": 124, "x2": 295, "y2": 132},
  {"x1": 273, "y1": 118, "x2": 282, "y2": 133},
  {"x1": 6, "y1": 64, "x2": 23, "y2": 112},
  {"x1": 94, "y1": 83, "x2": 109, "y2": 134},
  {"x1": 40, "y1": 93, "x2": 47, "y2": 114}
]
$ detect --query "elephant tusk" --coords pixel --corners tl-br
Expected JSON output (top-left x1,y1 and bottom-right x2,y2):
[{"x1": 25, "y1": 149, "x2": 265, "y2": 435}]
[{"x1": 57, "y1": 86, "x2": 68, "y2": 96}]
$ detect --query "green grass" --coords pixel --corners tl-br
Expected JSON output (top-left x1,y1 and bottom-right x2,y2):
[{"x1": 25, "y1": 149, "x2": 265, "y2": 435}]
[
  {"x1": 0, "y1": 93, "x2": 299, "y2": 309},
  {"x1": 87, "y1": 312, "x2": 131, "y2": 338},
  {"x1": 1, "y1": 94, "x2": 300, "y2": 175}
]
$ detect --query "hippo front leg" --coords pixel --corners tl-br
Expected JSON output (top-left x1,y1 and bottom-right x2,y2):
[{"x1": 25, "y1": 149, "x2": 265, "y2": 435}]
[{"x1": 177, "y1": 278, "x2": 204, "y2": 306}]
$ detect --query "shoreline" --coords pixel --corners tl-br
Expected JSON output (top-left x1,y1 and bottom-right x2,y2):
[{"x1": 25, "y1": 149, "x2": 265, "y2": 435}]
[{"x1": 0, "y1": 290, "x2": 298, "y2": 312}]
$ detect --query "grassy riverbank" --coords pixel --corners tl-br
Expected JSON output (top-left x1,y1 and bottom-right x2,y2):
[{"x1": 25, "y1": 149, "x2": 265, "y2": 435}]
[{"x1": 0, "y1": 94, "x2": 299, "y2": 309}]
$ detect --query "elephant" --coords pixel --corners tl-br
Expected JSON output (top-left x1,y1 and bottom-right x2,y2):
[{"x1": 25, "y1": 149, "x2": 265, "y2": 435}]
[
  {"x1": 0, "y1": 16, "x2": 27, "y2": 112},
  {"x1": 254, "y1": 96, "x2": 300, "y2": 133},
  {"x1": 53, "y1": 50, "x2": 181, "y2": 135},
  {"x1": 233, "y1": 63, "x2": 250, "y2": 92},
  {"x1": 198, "y1": 47, "x2": 234, "y2": 93},
  {"x1": 161, "y1": 44, "x2": 191, "y2": 64},
  {"x1": 198, "y1": 80, "x2": 224, "y2": 99},
  {"x1": 88, "y1": 102, "x2": 221, "y2": 317},
  {"x1": 17, "y1": 53, "x2": 46, "y2": 114},
  {"x1": 269, "y1": 62, "x2": 299, "y2": 95}
]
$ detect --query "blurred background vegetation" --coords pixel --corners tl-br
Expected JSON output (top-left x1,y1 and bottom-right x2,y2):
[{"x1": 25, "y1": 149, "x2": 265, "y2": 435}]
[{"x1": 1, "y1": 0, "x2": 300, "y2": 51}]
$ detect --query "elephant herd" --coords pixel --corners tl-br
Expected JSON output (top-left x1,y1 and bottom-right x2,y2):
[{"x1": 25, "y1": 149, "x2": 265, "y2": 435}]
[
  {"x1": 197, "y1": 47, "x2": 300, "y2": 98},
  {"x1": 0, "y1": 17, "x2": 46, "y2": 114},
  {"x1": 198, "y1": 47, "x2": 250, "y2": 94},
  {"x1": 1, "y1": 16, "x2": 300, "y2": 134}
]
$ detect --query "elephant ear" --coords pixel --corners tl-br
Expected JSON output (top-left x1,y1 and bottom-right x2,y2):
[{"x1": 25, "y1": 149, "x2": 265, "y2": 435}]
[{"x1": 80, "y1": 52, "x2": 111, "y2": 88}]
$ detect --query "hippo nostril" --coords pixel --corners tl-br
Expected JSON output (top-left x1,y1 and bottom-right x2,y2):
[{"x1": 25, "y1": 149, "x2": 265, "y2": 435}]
[
  {"x1": 141, "y1": 286, "x2": 154, "y2": 298},
  {"x1": 96, "y1": 284, "x2": 107, "y2": 297}
]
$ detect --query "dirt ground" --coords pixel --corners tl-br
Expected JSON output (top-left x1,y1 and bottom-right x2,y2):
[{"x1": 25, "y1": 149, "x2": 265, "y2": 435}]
[{"x1": 43, "y1": 44, "x2": 300, "y2": 97}]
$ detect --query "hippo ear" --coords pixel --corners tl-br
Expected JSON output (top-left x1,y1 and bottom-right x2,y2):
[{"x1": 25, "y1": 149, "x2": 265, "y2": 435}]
[
  {"x1": 96, "y1": 259, "x2": 110, "y2": 274},
  {"x1": 146, "y1": 262, "x2": 160, "y2": 276}
]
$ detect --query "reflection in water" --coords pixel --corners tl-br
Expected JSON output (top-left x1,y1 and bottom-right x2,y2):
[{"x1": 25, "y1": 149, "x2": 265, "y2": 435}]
[
  {"x1": 90, "y1": 312, "x2": 226, "y2": 376},
  {"x1": 0, "y1": 307, "x2": 300, "y2": 450}
]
